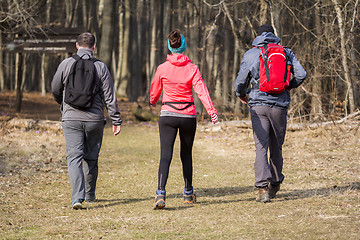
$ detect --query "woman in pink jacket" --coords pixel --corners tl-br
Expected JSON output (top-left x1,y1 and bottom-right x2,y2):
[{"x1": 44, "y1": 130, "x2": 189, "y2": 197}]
[{"x1": 150, "y1": 29, "x2": 218, "y2": 209}]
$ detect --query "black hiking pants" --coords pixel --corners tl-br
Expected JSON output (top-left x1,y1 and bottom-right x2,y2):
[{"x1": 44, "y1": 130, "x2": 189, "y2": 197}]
[{"x1": 157, "y1": 116, "x2": 196, "y2": 192}]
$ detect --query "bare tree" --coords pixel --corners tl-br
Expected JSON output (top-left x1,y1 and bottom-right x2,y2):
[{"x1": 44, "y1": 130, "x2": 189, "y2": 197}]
[
  {"x1": 0, "y1": 0, "x2": 359, "y2": 119},
  {"x1": 310, "y1": 0, "x2": 324, "y2": 119},
  {"x1": 332, "y1": 0, "x2": 355, "y2": 114},
  {"x1": 0, "y1": 30, "x2": 4, "y2": 90},
  {"x1": 146, "y1": 0, "x2": 157, "y2": 100},
  {"x1": 99, "y1": 0, "x2": 114, "y2": 68},
  {"x1": 118, "y1": 0, "x2": 131, "y2": 97}
]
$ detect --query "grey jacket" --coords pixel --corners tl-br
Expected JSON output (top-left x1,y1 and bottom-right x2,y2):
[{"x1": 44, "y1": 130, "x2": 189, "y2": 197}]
[
  {"x1": 51, "y1": 48, "x2": 122, "y2": 125},
  {"x1": 234, "y1": 32, "x2": 306, "y2": 109}
]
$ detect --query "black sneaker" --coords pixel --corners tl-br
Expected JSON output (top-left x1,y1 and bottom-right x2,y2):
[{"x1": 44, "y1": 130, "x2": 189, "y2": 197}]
[
  {"x1": 268, "y1": 184, "x2": 280, "y2": 199},
  {"x1": 184, "y1": 188, "x2": 196, "y2": 204},
  {"x1": 256, "y1": 187, "x2": 270, "y2": 203},
  {"x1": 153, "y1": 189, "x2": 166, "y2": 210},
  {"x1": 71, "y1": 199, "x2": 84, "y2": 210}
]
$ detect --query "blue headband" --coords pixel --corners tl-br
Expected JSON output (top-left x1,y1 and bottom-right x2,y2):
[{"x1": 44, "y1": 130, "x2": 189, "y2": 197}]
[{"x1": 168, "y1": 34, "x2": 187, "y2": 53}]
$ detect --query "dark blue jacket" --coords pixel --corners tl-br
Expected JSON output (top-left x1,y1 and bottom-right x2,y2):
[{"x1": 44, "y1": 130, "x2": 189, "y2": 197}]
[{"x1": 234, "y1": 32, "x2": 306, "y2": 109}]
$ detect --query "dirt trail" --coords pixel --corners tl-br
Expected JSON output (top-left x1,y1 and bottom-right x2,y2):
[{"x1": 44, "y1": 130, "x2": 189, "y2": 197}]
[{"x1": 0, "y1": 91, "x2": 359, "y2": 239}]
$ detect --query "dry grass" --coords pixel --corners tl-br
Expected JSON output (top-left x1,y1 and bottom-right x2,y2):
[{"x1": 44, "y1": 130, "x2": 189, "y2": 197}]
[{"x1": 0, "y1": 121, "x2": 359, "y2": 239}]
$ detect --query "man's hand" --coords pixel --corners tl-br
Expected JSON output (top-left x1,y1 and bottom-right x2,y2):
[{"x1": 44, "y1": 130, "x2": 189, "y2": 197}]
[
  {"x1": 239, "y1": 95, "x2": 249, "y2": 104},
  {"x1": 112, "y1": 125, "x2": 121, "y2": 136}
]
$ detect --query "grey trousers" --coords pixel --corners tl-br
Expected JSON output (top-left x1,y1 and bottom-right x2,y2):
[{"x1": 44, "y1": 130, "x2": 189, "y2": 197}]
[
  {"x1": 250, "y1": 106, "x2": 287, "y2": 188},
  {"x1": 62, "y1": 120, "x2": 104, "y2": 202}
]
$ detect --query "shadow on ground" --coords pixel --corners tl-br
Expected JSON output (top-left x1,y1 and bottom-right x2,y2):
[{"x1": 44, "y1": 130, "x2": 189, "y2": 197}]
[
  {"x1": 277, "y1": 182, "x2": 360, "y2": 201},
  {"x1": 84, "y1": 182, "x2": 359, "y2": 209}
]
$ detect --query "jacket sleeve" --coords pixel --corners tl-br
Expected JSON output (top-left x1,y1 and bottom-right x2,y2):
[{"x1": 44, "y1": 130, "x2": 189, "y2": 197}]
[
  {"x1": 234, "y1": 51, "x2": 252, "y2": 98},
  {"x1": 287, "y1": 49, "x2": 306, "y2": 89},
  {"x1": 51, "y1": 61, "x2": 67, "y2": 105},
  {"x1": 192, "y1": 67, "x2": 217, "y2": 116},
  {"x1": 98, "y1": 63, "x2": 122, "y2": 125},
  {"x1": 150, "y1": 67, "x2": 163, "y2": 105}
]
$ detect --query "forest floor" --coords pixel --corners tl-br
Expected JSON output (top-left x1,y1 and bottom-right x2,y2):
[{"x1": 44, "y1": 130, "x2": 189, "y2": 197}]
[{"x1": 0, "y1": 91, "x2": 359, "y2": 239}]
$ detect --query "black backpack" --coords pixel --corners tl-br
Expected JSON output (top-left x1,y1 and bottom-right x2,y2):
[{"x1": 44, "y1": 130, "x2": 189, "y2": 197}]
[{"x1": 64, "y1": 54, "x2": 100, "y2": 109}]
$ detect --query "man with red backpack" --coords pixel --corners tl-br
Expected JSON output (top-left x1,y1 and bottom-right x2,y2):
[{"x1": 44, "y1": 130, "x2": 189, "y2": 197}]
[{"x1": 234, "y1": 24, "x2": 306, "y2": 202}]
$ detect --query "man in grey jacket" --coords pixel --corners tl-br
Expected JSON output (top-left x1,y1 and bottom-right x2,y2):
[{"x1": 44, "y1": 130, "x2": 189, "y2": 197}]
[
  {"x1": 234, "y1": 25, "x2": 306, "y2": 202},
  {"x1": 52, "y1": 32, "x2": 122, "y2": 209}
]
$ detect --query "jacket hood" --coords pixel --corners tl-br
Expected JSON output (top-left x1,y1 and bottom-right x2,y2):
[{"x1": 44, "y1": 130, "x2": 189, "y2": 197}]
[
  {"x1": 252, "y1": 32, "x2": 281, "y2": 47},
  {"x1": 166, "y1": 54, "x2": 191, "y2": 66},
  {"x1": 76, "y1": 48, "x2": 94, "y2": 58}
]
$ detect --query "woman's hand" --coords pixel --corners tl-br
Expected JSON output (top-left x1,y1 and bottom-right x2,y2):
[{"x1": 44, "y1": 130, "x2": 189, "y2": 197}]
[{"x1": 211, "y1": 113, "x2": 219, "y2": 124}]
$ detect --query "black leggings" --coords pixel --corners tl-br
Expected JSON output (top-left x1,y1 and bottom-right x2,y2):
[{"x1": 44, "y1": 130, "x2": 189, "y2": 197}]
[{"x1": 158, "y1": 116, "x2": 197, "y2": 191}]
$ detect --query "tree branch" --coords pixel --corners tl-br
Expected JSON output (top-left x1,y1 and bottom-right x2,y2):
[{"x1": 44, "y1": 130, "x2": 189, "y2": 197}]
[{"x1": 281, "y1": 0, "x2": 319, "y2": 40}]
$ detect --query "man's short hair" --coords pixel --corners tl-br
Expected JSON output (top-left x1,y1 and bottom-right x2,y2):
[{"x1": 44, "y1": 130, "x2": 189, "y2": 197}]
[
  {"x1": 256, "y1": 24, "x2": 274, "y2": 36},
  {"x1": 77, "y1": 32, "x2": 96, "y2": 48}
]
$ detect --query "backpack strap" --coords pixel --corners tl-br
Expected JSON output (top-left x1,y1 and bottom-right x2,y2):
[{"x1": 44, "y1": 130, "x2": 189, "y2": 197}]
[
  {"x1": 283, "y1": 48, "x2": 290, "y2": 83},
  {"x1": 85, "y1": 57, "x2": 101, "y2": 95},
  {"x1": 163, "y1": 102, "x2": 194, "y2": 111},
  {"x1": 71, "y1": 55, "x2": 81, "y2": 61},
  {"x1": 262, "y1": 44, "x2": 271, "y2": 82}
]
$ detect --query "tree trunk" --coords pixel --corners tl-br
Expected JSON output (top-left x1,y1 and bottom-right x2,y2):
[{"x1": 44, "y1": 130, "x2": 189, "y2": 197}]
[
  {"x1": 41, "y1": 53, "x2": 46, "y2": 96},
  {"x1": 71, "y1": 0, "x2": 80, "y2": 28},
  {"x1": 188, "y1": 1, "x2": 202, "y2": 116},
  {"x1": 146, "y1": 0, "x2": 157, "y2": 100},
  {"x1": 162, "y1": 0, "x2": 171, "y2": 58},
  {"x1": 99, "y1": 0, "x2": 114, "y2": 69},
  {"x1": 259, "y1": 0, "x2": 268, "y2": 25},
  {"x1": 82, "y1": 0, "x2": 88, "y2": 29},
  {"x1": 332, "y1": 0, "x2": 355, "y2": 114},
  {"x1": 350, "y1": 0, "x2": 359, "y2": 108},
  {"x1": 222, "y1": 2, "x2": 240, "y2": 112},
  {"x1": 46, "y1": 0, "x2": 52, "y2": 26},
  {"x1": 15, "y1": 53, "x2": 22, "y2": 112},
  {"x1": 214, "y1": 43, "x2": 221, "y2": 101},
  {"x1": 91, "y1": 0, "x2": 100, "y2": 45},
  {"x1": 64, "y1": 0, "x2": 75, "y2": 28},
  {"x1": 129, "y1": 0, "x2": 141, "y2": 101},
  {"x1": 8, "y1": 53, "x2": 14, "y2": 90},
  {"x1": 20, "y1": 54, "x2": 27, "y2": 92},
  {"x1": 222, "y1": 29, "x2": 230, "y2": 110},
  {"x1": 114, "y1": 0, "x2": 124, "y2": 90},
  {"x1": 207, "y1": 25, "x2": 216, "y2": 95},
  {"x1": 269, "y1": 0, "x2": 280, "y2": 36},
  {"x1": 14, "y1": 53, "x2": 19, "y2": 92},
  {"x1": 118, "y1": 0, "x2": 131, "y2": 97},
  {"x1": 0, "y1": 30, "x2": 4, "y2": 91},
  {"x1": 311, "y1": 1, "x2": 323, "y2": 119}
]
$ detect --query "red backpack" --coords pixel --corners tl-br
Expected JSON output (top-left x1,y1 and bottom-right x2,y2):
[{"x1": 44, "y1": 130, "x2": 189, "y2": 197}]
[{"x1": 258, "y1": 43, "x2": 291, "y2": 94}]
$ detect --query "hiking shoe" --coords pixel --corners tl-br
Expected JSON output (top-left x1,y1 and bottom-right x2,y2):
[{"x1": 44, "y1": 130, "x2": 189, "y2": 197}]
[
  {"x1": 71, "y1": 199, "x2": 84, "y2": 210},
  {"x1": 268, "y1": 184, "x2": 280, "y2": 199},
  {"x1": 153, "y1": 189, "x2": 166, "y2": 210},
  {"x1": 85, "y1": 198, "x2": 96, "y2": 204},
  {"x1": 256, "y1": 187, "x2": 270, "y2": 203},
  {"x1": 85, "y1": 194, "x2": 96, "y2": 203},
  {"x1": 184, "y1": 188, "x2": 196, "y2": 204}
]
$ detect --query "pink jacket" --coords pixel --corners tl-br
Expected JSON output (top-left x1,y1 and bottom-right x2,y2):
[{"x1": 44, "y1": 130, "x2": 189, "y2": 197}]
[{"x1": 150, "y1": 54, "x2": 217, "y2": 116}]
